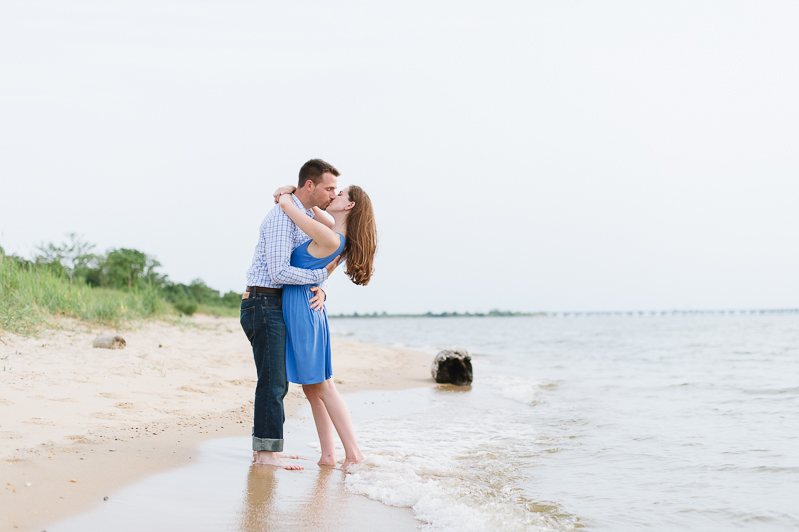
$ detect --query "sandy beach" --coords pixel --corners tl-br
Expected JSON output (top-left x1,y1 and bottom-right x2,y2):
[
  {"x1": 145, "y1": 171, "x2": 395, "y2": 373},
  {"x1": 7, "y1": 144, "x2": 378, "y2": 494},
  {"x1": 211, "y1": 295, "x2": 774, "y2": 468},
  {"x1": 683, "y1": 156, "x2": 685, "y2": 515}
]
[{"x1": 0, "y1": 316, "x2": 433, "y2": 532}]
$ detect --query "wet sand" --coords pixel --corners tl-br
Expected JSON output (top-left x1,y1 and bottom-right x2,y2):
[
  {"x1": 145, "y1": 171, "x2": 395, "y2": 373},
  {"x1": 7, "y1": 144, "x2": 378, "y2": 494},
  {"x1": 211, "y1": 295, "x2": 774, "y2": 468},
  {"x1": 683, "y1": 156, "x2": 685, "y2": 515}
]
[
  {"x1": 0, "y1": 316, "x2": 433, "y2": 532},
  {"x1": 47, "y1": 413, "x2": 423, "y2": 532}
]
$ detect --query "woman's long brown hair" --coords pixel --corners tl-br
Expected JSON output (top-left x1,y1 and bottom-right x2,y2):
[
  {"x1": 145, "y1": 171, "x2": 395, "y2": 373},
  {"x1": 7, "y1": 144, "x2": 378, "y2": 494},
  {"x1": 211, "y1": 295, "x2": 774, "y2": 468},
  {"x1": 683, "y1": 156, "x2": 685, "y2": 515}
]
[{"x1": 343, "y1": 186, "x2": 376, "y2": 286}]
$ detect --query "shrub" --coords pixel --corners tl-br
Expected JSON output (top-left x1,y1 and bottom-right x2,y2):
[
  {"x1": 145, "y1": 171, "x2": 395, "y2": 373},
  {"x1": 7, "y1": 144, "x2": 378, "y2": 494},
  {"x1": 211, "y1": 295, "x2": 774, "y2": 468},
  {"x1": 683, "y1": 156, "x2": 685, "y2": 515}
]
[{"x1": 173, "y1": 299, "x2": 198, "y2": 316}]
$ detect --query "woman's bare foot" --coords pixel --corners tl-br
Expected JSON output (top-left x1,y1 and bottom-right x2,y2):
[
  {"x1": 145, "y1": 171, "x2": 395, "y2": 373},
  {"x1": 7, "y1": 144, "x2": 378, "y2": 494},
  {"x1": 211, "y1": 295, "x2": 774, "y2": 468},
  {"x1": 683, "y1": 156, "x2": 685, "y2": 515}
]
[
  {"x1": 341, "y1": 453, "x2": 364, "y2": 471},
  {"x1": 253, "y1": 451, "x2": 304, "y2": 470},
  {"x1": 317, "y1": 457, "x2": 337, "y2": 467}
]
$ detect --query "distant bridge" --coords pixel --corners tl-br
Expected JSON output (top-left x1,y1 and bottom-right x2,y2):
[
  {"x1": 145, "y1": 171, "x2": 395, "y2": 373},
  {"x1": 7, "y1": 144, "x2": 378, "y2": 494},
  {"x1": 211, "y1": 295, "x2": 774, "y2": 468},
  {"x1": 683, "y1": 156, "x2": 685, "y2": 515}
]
[{"x1": 552, "y1": 309, "x2": 799, "y2": 317}]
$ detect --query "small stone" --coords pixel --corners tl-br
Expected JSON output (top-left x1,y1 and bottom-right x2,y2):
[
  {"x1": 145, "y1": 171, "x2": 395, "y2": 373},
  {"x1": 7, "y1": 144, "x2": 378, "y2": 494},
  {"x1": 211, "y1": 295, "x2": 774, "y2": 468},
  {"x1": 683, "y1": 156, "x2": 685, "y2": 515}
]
[
  {"x1": 109, "y1": 449, "x2": 116, "y2": 452},
  {"x1": 103, "y1": 496, "x2": 109, "y2": 501},
  {"x1": 70, "y1": 479, "x2": 77, "y2": 483},
  {"x1": 92, "y1": 335, "x2": 126, "y2": 350},
  {"x1": 25, "y1": 482, "x2": 32, "y2": 487}
]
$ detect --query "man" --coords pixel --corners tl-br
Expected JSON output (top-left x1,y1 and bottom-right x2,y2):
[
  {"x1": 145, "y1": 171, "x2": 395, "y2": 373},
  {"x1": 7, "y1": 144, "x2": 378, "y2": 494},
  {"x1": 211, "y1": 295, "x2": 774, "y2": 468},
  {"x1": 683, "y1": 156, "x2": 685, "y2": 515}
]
[{"x1": 241, "y1": 159, "x2": 341, "y2": 469}]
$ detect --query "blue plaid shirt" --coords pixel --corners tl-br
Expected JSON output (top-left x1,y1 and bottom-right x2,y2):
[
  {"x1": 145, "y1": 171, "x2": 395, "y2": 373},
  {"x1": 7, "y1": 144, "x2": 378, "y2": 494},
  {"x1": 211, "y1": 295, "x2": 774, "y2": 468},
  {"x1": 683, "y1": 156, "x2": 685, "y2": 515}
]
[{"x1": 245, "y1": 194, "x2": 328, "y2": 288}]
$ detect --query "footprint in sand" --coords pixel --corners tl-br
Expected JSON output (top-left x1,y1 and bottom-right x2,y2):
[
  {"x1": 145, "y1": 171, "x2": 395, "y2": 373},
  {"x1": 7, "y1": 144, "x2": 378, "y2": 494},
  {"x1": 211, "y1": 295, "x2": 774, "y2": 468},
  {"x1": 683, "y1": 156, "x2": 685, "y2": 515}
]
[
  {"x1": 91, "y1": 412, "x2": 118, "y2": 420},
  {"x1": 0, "y1": 430, "x2": 20, "y2": 440},
  {"x1": 97, "y1": 392, "x2": 126, "y2": 399},
  {"x1": 22, "y1": 418, "x2": 56, "y2": 426},
  {"x1": 66, "y1": 435, "x2": 98, "y2": 444},
  {"x1": 179, "y1": 385, "x2": 207, "y2": 394}
]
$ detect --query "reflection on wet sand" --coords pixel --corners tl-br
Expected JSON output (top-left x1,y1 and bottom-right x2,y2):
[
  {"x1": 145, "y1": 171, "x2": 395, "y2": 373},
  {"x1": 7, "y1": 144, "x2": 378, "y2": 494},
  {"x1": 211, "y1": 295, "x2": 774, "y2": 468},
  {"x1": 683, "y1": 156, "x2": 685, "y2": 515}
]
[
  {"x1": 236, "y1": 458, "x2": 412, "y2": 532},
  {"x1": 47, "y1": 411, "x2": 420, "y2": 531},
  {"x1": 296, "y1": 467, "x2": 343, "y2": 530},
  {"x1": 435, "y1": 383, "x2": 472, "y2": 393},
  {"x1": 237, "y1": 466, "x2": 344, "y2": 532},
  {"x1": 237, "y1": 466, "x2": 281, "y2": 531}
]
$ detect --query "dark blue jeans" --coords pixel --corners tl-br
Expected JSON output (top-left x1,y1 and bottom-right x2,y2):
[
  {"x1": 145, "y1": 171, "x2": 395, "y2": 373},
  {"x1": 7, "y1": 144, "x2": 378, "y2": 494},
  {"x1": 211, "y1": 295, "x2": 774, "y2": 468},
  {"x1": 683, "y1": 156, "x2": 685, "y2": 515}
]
[{"x1": 240, "y1": 293, "x2": 287, "y2": 452}]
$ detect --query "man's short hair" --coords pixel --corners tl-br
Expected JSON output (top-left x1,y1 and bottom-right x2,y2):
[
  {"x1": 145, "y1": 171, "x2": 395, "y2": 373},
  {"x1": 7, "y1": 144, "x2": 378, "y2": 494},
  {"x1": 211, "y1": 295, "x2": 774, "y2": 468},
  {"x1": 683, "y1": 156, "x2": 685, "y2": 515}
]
[{"x1": 298, "y1": 159, "x2": 340, "y2": 188}]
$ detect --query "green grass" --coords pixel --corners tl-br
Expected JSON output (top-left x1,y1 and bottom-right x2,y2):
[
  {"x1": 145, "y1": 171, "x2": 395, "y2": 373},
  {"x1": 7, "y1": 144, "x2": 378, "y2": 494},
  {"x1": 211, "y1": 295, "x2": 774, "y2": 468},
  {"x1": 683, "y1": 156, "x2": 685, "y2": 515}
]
[
  {"x1": 1, "y1": 257, "x2": 242, "y2": 336},
  {"x1": 0, "y1": 258, "x2": 171, "y2": 335},
  {"x1": 196, "y1": 303, "x2": 240, "y2": 318}
]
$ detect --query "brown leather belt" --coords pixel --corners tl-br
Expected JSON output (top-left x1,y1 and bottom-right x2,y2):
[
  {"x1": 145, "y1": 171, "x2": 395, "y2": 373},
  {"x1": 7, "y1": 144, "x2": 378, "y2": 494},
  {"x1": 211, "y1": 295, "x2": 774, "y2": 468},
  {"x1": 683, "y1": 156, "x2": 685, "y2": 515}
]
[{"x1": 246, "y1": 286, "x2": 283, "y2": 295}]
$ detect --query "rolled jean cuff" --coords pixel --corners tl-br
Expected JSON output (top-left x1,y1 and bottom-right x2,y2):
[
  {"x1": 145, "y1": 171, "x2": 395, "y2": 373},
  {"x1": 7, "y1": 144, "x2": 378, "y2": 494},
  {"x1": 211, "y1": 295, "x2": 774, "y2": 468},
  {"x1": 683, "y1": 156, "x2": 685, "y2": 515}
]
[{"x1": 253, "y1": 436, "x2": 283, "y2": 452}]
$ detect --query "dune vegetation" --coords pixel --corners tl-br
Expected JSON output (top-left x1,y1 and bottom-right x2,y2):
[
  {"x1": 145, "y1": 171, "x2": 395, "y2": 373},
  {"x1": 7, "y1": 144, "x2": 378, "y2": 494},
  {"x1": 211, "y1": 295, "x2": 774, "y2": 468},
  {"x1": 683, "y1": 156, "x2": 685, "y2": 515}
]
[{"x1": 0, "y1": 235, "x2": 239, "y2": 335}]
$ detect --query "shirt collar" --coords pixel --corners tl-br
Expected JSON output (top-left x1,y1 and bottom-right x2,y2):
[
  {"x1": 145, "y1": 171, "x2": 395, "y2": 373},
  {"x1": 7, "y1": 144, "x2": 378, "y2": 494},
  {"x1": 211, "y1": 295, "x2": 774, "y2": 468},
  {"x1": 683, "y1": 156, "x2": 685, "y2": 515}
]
[{"x1": 291, "y1": 193, "x2": 315, "y2": 217}]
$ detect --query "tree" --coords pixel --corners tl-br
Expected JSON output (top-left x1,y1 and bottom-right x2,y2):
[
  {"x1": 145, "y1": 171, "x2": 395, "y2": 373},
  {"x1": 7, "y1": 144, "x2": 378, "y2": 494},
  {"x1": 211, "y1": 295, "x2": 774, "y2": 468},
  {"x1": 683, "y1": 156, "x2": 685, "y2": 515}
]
[
  {"x1": 34, "y1": 233, "x2": 97, "y2": 279},
  {"x1": 221, "y1": 290, "x2": 241, "y2": 308},
  {"x1": 187, "y1": 279, "x2": 220, "y2": 304},
  {"x1": 102, "y1": 248, "x2": 162, "y2": 289}
]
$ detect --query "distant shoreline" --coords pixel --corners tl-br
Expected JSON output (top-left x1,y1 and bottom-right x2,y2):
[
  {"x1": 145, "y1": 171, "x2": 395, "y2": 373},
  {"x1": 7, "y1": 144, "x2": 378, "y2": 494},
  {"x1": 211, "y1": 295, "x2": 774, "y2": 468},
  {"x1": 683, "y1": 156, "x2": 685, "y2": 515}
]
[
  {"x1": 329, "y1": 308, "x2": 799, "y2": 318},
  {"x1": 330, "y1": 310, "x2": 545, "y2": 318}
]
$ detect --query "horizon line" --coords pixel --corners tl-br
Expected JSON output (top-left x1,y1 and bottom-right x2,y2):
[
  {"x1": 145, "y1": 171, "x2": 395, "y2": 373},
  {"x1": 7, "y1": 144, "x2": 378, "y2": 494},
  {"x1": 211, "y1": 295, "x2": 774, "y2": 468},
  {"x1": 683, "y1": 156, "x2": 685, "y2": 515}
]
[{"x1": 329, "y1": 308, "x2": 799, "y2": 318}]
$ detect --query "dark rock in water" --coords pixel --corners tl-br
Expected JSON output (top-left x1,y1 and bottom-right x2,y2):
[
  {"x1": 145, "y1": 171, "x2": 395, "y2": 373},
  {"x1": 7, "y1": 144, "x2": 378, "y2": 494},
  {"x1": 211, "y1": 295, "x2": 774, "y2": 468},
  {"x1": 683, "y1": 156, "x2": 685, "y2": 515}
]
[{"x1": 431, "y1": 347, "x2": 473, "y2": 386}]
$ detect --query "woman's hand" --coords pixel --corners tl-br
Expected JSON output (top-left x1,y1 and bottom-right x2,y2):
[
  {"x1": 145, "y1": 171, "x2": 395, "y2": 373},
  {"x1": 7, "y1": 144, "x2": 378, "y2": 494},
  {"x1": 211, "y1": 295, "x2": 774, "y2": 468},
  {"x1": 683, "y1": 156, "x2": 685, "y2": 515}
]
[
  {"x1": 278, "y1": 191, "x2": 293, "y2": 209},
  {"x1": 273, "y1": 185, "x2": 297, "y2": 204}
]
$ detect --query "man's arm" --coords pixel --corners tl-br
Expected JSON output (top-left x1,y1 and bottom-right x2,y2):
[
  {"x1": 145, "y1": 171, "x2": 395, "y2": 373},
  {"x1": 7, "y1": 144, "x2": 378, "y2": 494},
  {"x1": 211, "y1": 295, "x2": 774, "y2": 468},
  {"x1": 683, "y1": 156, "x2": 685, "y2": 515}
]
[{"x1": 265, "y1": 211, "x2": 329, "y2": 286}]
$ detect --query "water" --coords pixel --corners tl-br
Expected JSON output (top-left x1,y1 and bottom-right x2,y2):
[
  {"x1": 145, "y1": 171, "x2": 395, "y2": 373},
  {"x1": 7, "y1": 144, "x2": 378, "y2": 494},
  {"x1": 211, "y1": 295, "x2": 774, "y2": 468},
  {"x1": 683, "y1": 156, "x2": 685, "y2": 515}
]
[
  {"x1": 330, "y1": 315, "x2": 799, "y2": 531},
  {"x1": 50, "y1": 315, "x2": 798, "y2": 531}
]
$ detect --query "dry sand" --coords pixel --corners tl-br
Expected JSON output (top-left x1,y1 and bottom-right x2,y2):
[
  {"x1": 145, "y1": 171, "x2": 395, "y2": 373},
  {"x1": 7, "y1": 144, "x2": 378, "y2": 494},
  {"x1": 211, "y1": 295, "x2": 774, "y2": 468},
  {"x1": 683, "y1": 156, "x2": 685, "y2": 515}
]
[{"x1": 0, "y1": 316, "x2": 433, "y2": 532}]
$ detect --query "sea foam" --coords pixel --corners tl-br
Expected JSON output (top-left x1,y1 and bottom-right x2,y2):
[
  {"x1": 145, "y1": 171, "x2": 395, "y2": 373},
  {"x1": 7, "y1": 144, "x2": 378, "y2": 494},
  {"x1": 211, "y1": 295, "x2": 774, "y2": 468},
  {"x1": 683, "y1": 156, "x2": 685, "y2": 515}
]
[{"x1": 345, "y1": 389, "x2": 577, "y2": 532}]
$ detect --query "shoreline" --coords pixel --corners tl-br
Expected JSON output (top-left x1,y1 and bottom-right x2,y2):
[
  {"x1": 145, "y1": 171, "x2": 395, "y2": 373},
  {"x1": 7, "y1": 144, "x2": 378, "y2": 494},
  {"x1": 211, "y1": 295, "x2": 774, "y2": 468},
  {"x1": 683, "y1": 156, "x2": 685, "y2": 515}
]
[{"x1": 0, "y1": 316, "x2": 433, "y2": 532}]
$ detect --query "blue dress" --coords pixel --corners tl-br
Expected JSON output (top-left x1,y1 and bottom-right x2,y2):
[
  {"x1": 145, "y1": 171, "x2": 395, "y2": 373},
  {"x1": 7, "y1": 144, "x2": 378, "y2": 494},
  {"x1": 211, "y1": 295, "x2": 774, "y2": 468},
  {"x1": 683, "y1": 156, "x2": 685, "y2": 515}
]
[{"x1": 284, "y1": 233, "x2": 346, "y2": 385}]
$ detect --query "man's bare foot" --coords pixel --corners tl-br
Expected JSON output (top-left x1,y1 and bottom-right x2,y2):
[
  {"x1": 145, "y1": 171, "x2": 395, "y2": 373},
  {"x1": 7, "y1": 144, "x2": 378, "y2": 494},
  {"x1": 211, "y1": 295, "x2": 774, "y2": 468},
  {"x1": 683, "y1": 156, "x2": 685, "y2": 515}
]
[
  {"x1": 252, "y1": 451, "x2": 299, "y2": 460},
  {"x1": 341, "y1": 454, "x2": 365, "y2": 471},
  {"x1": 253, "y1": 451, "x2": 304, "y2": 470}
]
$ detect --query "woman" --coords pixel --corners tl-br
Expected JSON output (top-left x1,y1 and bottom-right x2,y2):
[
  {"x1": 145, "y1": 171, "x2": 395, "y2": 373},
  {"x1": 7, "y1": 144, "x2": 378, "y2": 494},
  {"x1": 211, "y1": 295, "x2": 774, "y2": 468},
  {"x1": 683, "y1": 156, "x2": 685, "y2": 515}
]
[{"x1": 277, "y1": 185, "x2": 376, "y2": 470}]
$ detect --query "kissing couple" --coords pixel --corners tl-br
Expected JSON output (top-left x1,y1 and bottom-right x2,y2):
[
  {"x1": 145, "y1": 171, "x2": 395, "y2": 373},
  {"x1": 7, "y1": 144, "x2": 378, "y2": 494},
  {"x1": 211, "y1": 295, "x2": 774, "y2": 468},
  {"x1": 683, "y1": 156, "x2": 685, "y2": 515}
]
[{"x1": 239, "y1": 159, "x2": 376, "y2": 470}]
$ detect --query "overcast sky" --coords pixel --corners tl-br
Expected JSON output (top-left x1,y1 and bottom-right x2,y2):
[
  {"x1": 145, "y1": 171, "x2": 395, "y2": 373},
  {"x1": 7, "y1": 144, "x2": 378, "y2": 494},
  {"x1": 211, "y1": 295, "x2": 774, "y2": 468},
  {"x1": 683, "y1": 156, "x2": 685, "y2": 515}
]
[{"x1": 1, "y1": 1, "x2": 798, "y2": 314}]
